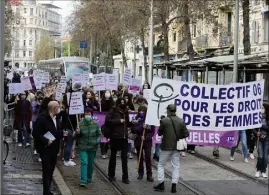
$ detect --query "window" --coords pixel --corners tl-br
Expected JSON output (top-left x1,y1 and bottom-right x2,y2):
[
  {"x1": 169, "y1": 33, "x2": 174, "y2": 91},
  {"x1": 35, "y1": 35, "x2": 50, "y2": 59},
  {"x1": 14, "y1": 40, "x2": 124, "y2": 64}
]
[
  {"x1": 15, "y1": 40, "x2": 19, "y2": 48},
  {"x1": 35, "y1": 30, "x2": 37, "y2": 36},
  {"x1": 173, "y1": 32, "x2": 177, "y2": 42},
  {"x1": 29, "y1": 51, "x2": 32, "y2": 57},
  {"x1": 39, "y1": 20, "x2": 41, "y2": 25},
  {"x1": 252, "y1": 21, "x2": 259, "y2": 43},
  {"x1": 45, "y1": 12, "x2": 47, "y2": 19},
  {"x1": 36, "y1": 8, "x2": 38, "y2": 14},
  {"x1": 264, "y1": 12, "x2": 269, "y2": 42},
  {"x1": 24, "y1": 8, "x2": 27, "y2": 14},
  {"x1": 24, "y1": 29, "x2": 26, "y2": 36},
  {"x1": 24, "y1": 18, "x2": 26, "y2": 24},
  {"x1": 15, "y1": 51, "x2": 19, "y2": 58},
  {"x1": 35, "y1": 19, "x2": 37, "y2": 24},
  {"x1": 29, "y1": 40, "x2": 32, "y2": 46},
  {"x1": 23, "y1": 40, "x2": 26, "y2": 46},
  {"x1": 24, "y1": 63, "x2": 27, "y2": 68},
  {"x1": 193, "y1": 24, "x2": 197, "y2": 37},
  {"x1": 227, "y1": 12, "x2": 232, "y2": 35},
  {"x1": 43, "y1": 21, "x2": 44, "y2": 26},
  {"x1": 30, "y1": 8, "x2": 33, "y2": 16},
  {"x1": 23, "y1": 51, "x2": 26, "y2": 57},
  {"x1": 30, "y1": 29, "x2": 32, "y2": 35},
  {"x1": 30, "y1": 18, "x2": 33, "y2": 24}
]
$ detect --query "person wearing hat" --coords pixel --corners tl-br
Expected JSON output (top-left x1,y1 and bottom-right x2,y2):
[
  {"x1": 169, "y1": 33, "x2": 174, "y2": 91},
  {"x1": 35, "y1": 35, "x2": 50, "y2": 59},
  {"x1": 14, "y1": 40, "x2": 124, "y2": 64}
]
[
  {"x1": 75, "y1": 108, "x2": 101, "y2": 187},
  {"x1": 154, "y1": 104, "x2": 189, "y2": 193}
]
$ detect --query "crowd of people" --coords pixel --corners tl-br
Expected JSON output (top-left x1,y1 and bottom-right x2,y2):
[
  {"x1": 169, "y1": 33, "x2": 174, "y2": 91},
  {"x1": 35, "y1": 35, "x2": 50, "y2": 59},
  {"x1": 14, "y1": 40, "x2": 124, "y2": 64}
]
[{"x1": 4, "y1": 71, "x2": 269, "y2": 195}]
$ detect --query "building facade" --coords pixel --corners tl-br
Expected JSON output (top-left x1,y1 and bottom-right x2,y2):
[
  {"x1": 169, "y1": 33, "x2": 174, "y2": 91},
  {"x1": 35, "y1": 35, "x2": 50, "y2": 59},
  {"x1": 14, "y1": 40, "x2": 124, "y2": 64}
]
[{"x1": 7, "y1": 0, "x2": 62, "y2": 69}]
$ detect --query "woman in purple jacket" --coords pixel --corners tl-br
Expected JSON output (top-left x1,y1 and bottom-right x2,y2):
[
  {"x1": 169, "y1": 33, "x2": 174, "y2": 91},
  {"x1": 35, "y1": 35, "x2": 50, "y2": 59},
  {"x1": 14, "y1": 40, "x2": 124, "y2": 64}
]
[{"x1": 131, "y1": 105, "x2": 154, "y2": 182}]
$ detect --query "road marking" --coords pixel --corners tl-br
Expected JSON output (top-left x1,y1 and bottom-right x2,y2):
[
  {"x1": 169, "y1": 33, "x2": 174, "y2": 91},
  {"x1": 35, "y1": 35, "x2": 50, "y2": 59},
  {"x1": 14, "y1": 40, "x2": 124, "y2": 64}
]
[{"x1": 4, "y1": 173, "x2": 42, "y2": 179}]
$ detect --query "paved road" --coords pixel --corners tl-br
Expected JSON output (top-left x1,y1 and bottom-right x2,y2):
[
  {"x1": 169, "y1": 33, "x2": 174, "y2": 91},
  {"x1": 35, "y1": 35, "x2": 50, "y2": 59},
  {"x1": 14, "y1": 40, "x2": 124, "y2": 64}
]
[{"x1": 3, "y1": 142, "x2": 61, "y2": 195}]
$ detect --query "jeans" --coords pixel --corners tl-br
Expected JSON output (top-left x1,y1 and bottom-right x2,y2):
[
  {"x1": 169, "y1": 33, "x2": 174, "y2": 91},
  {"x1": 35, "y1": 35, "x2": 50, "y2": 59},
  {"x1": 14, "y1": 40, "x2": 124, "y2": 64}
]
[
  {"x1": 64, "y1": 129, "x2": 73, "y2": 162},
  {"x1": 256, "y1": 138, "x2": 268, "y2": 173},
  {"x1": 154, "y1": 144, "x2": 161, "y2": 157},
  {"x1": 136, "y1": 146, "x2": 152, "y2": 177},
  {"x1": 128, "y1": 143, "x2": 132, "y2": 153},
  {"x1": 108, "y1": 138, "x2": 128, "y2": 179},
  {"x1": 100, "y1": 143, "x2": 109, "y2": 155},
  {"x1": 157, "y1": 150, "x2": 180, "y2": 184},
  {"x1": 18, "y1": 125, "x2": 29, "y2": 144},
  {"x1": 231, "y1": 130, "x2": 248, "y2": 158},
  {"x1": 80, "y1": 151, "x2": 96, "y2": 184}
]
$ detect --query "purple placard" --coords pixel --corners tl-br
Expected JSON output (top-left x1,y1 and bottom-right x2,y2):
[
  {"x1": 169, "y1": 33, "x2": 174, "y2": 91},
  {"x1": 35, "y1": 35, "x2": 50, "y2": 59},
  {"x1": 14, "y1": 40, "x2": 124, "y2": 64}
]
[{"x1": 93, "y1": 112, "x2": 238, "y2": 147}]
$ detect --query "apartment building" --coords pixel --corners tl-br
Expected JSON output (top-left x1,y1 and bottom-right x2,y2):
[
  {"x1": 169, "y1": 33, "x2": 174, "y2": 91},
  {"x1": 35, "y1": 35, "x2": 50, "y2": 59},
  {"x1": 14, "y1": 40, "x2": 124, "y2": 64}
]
[{"x1": 7, "y1": 0, "x2": 62, "y2": 69}]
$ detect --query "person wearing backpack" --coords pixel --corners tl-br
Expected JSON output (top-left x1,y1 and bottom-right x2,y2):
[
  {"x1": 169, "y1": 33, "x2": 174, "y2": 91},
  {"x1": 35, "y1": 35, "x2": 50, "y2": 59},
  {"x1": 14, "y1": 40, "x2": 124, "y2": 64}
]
[{"x1": 154, "y1": 104, "x2": 189, "y2": 193}]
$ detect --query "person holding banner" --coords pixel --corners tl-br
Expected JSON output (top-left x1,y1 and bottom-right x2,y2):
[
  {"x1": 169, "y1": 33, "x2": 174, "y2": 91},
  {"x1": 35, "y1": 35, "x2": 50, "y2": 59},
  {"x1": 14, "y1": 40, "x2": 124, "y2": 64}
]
[
  {"x1": 154, "y1": 104, "x2": 189, "y2": 193},
  {"x1": 255, "y1": 104, "x2": 268, "y2": 178},
  {"x1": 75, "y1": 108, "x2": 101, "y2": 186},
  {"x1": 106, "y1": 98, "x2": 131, "y2": 184},
  {"x1": 131, "y1": 106, "x2": 154, "y2": 182}
]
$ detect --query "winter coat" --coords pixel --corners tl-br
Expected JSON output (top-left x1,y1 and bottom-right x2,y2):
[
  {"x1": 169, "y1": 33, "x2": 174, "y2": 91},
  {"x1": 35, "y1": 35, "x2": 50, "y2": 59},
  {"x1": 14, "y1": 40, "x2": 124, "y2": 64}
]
[
  {"x1": 158, "y1": 113, "x2": 189, "y2": 150},
  {"x1": 77, "y1": 120, "x2": 101, "y2": 151},
  {"x1": 13, "y1": 100, "x2": 32, "y2": 131}
]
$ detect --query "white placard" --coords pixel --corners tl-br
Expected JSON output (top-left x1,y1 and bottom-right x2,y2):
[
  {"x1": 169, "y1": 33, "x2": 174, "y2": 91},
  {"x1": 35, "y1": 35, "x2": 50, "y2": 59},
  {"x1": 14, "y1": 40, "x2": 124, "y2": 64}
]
[
  {"x1": 55, "y1": 90, "x2": 63, "y2": 101},
  {"x1": 42, "y1": 72, "x2": 50, "y2": 83},
  {"x1": 93, "y1": 74, "x2": 106, "y2": 91},
  {"x1": 89, "y1": 73, "x2": 93, "y2": 79},
  {"x1": 82, "y1": 72, "x2": 89, "y2": 87},
  {"x1": 34, "y1": 73, "x2": 43, "y2": 90},
  {"x1": 145, "y1": 77, "x2": 265, "y2": 131},
  {"x1": 128, "y1": 77, "x2": 141, "y2": 94},
  {"x1": 7, "y1": 72, "x2": 13, "y2": 80},
  {"x1": 174, "y1": 76, "x2": 182, "y2": 81},
  {"x1": 123, "y1": 68, "x2": 132, "y2": 85},
  {"x1": 106, "y1": 74, "x2": 118, "y2": 90},
  {"x1": 21, "y1": 77, "x2": 33, "y2": 90},
  {"x1": 72, "y1": 73, "x2": 83, "y2": 90},
  {"x1": 8, "y1": 83, "x2": 25, "y2": 94},
  {"x1": 143, "y1": 89, "x2": 151, "y2": 101},
  {"x1": 66, "y1": 92, "x2": 84, "y2": 115},
  {"x1": 60, "y1": 76, "x2": 67, "y2": 83}
]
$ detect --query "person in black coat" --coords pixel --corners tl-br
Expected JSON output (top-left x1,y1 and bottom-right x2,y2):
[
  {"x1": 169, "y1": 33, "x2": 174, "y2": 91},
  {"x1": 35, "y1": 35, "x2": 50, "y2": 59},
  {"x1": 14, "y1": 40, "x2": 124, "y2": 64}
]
[
  {"x1": 33, "y1": 101, "x2": 66, "y2": 195},
  {"x1": 105, "y1": 97, "x2": 132, "y2": 184},
  {"x1": 84, "y1": 91, "x2": 100, "y2": 111}
]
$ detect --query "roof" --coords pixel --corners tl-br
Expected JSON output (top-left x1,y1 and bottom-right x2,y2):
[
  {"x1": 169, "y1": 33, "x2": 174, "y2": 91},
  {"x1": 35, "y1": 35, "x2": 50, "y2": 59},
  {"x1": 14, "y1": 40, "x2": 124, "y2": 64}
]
[
  {"x1": 39, "y1": 57, "x2": 89, "y2": 64},
  {"x1": 40, "y1": 3, "x2": 61, "y2": 9}
]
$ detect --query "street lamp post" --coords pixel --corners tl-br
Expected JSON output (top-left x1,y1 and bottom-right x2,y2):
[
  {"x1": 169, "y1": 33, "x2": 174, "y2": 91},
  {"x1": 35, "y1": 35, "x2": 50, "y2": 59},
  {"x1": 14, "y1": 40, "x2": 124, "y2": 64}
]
[
  {"x1": 148, "y1": 0, "x2": 154, "y2": 85},
  {"x1": 233, "y1": 0, "x2": 239, "y2": 83}
]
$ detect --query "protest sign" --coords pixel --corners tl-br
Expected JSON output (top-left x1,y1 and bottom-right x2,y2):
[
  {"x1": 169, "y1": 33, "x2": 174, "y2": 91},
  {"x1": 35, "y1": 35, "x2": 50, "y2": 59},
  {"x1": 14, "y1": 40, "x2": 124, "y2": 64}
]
[
  {"x1": 67, "y1": 92, "x2": 84, "y2": 115},
  {"x1": 82, "y1": 72, "x2": 89, "y2": 87},
  {"x1": 55, "y1": 90, "x2": 63, "y2": 101},
  {"x1": 8, "y1": 83, "x2": 24, "y2": 94},
  {"x1": 72, "y1": 73, "x2": 83, "y2": 90},
  {"x1": 92, "y1": 111, "x2": 238, "y2": 147},
  {"x1": 105, "y1": 74, "x2": 118, "y2": 90},
  {"x1": 145, "y1": 77, "x2": 265, "y2": 131},
  {"x1": 93, "y1": 74, "x2": 106, "y2": 91},
  {"x1": 60, "y1": 76, "x2": 67, "y2": 83},
  {"x1": 34, "y1": 73, "x2": 43, "y2": 90},
  {"x1": 143, "y1": 89, "x2": 151, "y2": 101},
  {"x1": 123, "y1": 68, "x2": 132, "y2": 85},
  {"x1": 128, "y1": 78, "x2": 141, "y2": 94},
  {"x1": 174, "y1": 76, "x2": 182, "y2": 81},
  {"x1": 42, "y1": 72, "x2": 50, "y2": 83},
  {"x1": 21, "y1": 77, "x2": 33, "y2": 90},
  {"x1": 57, "y1": 83, "x2": 66, "y2": 94}
]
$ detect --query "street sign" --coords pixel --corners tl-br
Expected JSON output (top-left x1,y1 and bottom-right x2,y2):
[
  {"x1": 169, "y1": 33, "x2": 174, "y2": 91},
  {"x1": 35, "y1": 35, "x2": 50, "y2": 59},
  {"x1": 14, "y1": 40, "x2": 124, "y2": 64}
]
[
  {"x1": 156, "y1": 56, "x2": 161, "y2": 61},
  {"x1": 80, "y1": 40, "x2": 88, "y2": 49}
]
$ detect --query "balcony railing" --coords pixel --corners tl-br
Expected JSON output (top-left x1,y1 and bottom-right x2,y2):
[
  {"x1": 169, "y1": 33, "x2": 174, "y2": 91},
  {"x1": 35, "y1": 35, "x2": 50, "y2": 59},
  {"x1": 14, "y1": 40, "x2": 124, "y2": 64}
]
[{"x1": 219, "y1": 32, "x2": 232, "y2": 47}]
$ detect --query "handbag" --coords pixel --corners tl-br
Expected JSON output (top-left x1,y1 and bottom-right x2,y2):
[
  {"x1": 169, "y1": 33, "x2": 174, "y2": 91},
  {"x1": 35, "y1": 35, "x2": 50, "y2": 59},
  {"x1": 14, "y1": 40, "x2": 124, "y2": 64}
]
[{"x1": 169, "y1": 117, "x2": 187, "y2": 151}]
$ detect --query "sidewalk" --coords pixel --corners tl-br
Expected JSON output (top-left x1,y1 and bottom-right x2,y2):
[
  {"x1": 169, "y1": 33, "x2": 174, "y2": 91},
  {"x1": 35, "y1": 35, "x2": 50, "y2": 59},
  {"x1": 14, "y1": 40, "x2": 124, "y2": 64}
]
[
  {"x1": 3, "y1": 142, "x2": 61, "y2": 195},
  {"x1": 194, "y1": 146, "x2": 268, "y2": 184}
]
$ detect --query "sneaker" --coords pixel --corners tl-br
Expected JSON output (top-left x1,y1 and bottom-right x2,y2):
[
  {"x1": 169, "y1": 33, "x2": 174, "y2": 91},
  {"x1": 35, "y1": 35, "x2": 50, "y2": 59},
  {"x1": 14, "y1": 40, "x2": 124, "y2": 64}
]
[
  {"x1": 102, "y1": 155, "x2": 107, "y2": 159},
  {"x1": 26, "y1": 143, "x2": 31, "y2": 147},
  {"x1": 64, "y1": 161, "x2": 76, "y2": 166},
  {"x1": 230, "y1": 156, "x2": 235, "y2": 161},
  {"x1": 180, "y1": 152, "x2": 186, "y2": 157},
  {"x1": 38, "y1": 158, "x2": 42, "y2": 162},
  {"x1": 18, "y1": 143, "x2": 22, "y2": 147},
  {"x1": 249, "y1": 153, "x2": 255, "y2": 160},
  {"x1": 190, "y1": 150, "x2": 195, "y2": 154},
  {"x1": 117, "y1": 152, "x2": 120, "y2": 157},
  {"x1": 171, "y1": 183, "x2": 177, "y2": 193},
  {"x1": 128, "y1": 153, "x2": 133, "y2": 159},
  {"x1": 80, "y1": 183, "x2": 86, "y2": 187},
  {"x1": 255, "y1": 171, "x2": 260, "y2": 178},
  {"x1": 137, "y1": 175, "x2": 143, "y2": 180},
  {"x1": 108, "y1": 177, "x2": 116, "y2": 182},
  {"x1": 34, "y1": 150, "x2": 38, "y2": 155},
  {"x1": 244, "y1": 158, "x2": 249, "y2": 163},
  {"x1": 147, "y1": 176, "x2": 154, "y2": 182},
  {"x1": 262, "y1": 173, "x2": 268, "y2": 178}
]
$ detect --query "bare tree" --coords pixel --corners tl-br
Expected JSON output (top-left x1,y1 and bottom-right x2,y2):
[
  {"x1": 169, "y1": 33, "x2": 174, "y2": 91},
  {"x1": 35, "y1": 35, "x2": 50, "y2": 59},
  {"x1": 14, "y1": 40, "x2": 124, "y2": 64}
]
[
  {"x1": 242, "y1": 0, "x2": 251, "y2": 55},
  {"x1": 34, "y1": 35, "x2": 54, "y2": 62}
]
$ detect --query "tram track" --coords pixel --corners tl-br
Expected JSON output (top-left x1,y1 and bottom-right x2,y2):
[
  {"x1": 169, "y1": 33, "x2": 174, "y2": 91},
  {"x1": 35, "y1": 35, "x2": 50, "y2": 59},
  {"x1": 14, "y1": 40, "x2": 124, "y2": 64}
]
[
  {"x1": 191, "y1": 151, "x2": 269, "y2": 187},
  {"x1": 94, "y1": 162, "x2": 129, "y2": 195}
]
